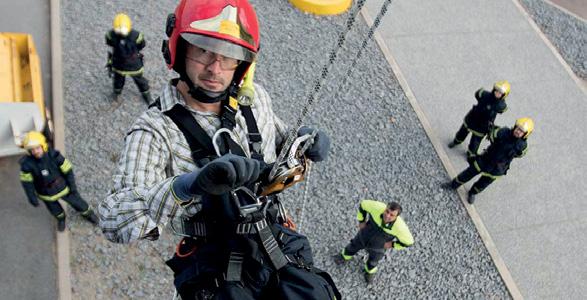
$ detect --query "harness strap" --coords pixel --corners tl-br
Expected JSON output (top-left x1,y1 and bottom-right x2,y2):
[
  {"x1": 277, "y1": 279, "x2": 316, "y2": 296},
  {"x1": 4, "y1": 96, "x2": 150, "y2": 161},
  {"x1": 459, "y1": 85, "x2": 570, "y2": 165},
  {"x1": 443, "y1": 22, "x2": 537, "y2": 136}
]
[
  {"x1": 255, "y1": 219, "x2": 288, "y2": 270},
  {"x1": 241, "y1": 105, "x2": 263, "y2": 160},
  {"x1": 164, "y1": 104, "x2": 219, "y2": 166},
  {"x1": 225, "y1": 251, "x2": 245, "y2": 282}
]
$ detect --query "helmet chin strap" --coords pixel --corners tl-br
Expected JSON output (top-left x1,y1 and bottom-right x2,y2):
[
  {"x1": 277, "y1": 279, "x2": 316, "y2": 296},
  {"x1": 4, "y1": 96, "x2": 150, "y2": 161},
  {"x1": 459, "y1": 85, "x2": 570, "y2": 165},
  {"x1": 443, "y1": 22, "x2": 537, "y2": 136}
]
[{"x1": 180, "y1": 72, "x2": 228, "y2": 104}]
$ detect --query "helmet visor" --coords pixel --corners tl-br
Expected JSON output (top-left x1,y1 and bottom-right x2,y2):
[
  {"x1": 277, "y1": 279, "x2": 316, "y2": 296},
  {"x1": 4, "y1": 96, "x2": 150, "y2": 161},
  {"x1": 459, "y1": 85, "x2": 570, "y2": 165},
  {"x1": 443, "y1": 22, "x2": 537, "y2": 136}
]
[{"x1": 181, "y1": 33, "x2": 256, "y2": 63}]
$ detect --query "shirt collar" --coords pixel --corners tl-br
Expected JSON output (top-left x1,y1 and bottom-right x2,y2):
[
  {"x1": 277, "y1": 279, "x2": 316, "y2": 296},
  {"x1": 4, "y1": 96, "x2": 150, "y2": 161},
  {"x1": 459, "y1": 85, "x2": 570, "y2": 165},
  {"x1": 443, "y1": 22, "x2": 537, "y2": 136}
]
[{"x1": 159, "y1": 80, "x2": 219, "y2": 117}]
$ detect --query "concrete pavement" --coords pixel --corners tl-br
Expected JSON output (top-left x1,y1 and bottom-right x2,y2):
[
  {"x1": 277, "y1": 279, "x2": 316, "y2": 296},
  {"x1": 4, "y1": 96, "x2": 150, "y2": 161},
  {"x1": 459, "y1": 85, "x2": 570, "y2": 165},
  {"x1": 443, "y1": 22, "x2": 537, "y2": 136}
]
[
  {"x1": 0, "y1": 157, "x2": 57, "y2": 299},
  {"x1": 364, "y1": 0, "x2": 586, "y2": 298},
  {"x1": 0, "y1": 0, "x2": 58, "y2": 299}
]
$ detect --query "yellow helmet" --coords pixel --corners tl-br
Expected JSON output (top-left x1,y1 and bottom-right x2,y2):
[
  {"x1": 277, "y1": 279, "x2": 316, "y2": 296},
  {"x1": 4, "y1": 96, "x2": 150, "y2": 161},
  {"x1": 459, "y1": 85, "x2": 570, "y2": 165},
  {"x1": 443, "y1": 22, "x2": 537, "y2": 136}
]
[
  {"x1": 21, "y1": 131, "x2": 48, "y2": 152},
  {"x1": 113, "y1": 13, "x2": 132, "y2": 36},
  {"x1": 493, "y1": 80, "x2": 511, "y2": 99},
  {"x1": 515, "y1": 117, "x2": 534, "y2": 139}
]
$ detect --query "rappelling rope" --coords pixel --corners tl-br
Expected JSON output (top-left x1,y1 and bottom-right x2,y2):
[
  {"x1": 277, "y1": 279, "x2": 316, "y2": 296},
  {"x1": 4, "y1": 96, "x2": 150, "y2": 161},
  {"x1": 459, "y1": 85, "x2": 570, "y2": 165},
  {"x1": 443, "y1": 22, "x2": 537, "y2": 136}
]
[{"x1": 295, "y1": 0, "x2": 395, "y2": 231}]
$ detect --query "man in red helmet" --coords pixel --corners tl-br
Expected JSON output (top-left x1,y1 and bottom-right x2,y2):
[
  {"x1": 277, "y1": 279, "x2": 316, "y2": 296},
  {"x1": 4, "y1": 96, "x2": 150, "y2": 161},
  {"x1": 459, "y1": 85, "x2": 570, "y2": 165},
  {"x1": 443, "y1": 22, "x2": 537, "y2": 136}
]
[{"x1": 99, "y1": 1, "x2": 338, "y2": 299}]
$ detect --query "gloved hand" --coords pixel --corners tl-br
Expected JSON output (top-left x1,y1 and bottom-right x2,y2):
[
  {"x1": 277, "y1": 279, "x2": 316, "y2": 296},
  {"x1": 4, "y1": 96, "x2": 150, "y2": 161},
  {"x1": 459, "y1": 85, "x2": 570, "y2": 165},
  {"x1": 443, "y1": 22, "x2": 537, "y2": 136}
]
[
  {"x1": 173, "y1": 154, "x2": 261, "y2": 199},
  {"x1": 297, "y1": 126, "x2": 331, "y2": 162}
]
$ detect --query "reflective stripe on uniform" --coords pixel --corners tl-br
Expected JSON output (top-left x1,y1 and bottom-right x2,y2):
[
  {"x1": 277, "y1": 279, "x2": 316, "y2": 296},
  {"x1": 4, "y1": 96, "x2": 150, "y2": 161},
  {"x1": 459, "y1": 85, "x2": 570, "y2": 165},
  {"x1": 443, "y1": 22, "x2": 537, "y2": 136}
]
[
  {"x1": 364, "y1": 263, "x2": 378, "y2": 274},
  {"x1": 356, "y1": 210, "x2": 365, "y2": 222},
  {"x1": 112, "y1": 67, "x2": 144, "y2": 76},
  {"x1": 38, "y1": 187, "x2": 70, "y2": 202},
  {"x1": 81, "y1": 208, "x2": 92, "y2": 216},
  {"x1": 136, "y1": 32, "x2": 144, "y2": 44},
  {"x1": 60, "y1": 159, "x2": 73, "y2": 173},
  {"x1": 473, "y1": 161, "x2": 501, "y2": 179},
  {"x1": 20, "y1": 172, "x2": 34, "y2": 182},
  {"x1": 463, "y1": 122, "x2": 486, "y2": 137},
  {"x1": 341, "y1": 249, "x2": 353, "y2": 261}
]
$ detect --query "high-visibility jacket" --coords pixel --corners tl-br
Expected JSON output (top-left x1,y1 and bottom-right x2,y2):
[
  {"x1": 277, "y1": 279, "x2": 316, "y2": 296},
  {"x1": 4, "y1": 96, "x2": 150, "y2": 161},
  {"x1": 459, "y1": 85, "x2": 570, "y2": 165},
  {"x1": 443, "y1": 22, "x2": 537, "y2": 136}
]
[
  {"x1": 464, "y1": 88, "x2": 507, "y2": 134},
  {"x1": 19, "y1": 149, "x2": 76, "y2": 202},
  {"x1": 356, "y1": 199, "x2": 414, "y2": 250},
  {"x1": 474, "y1": 126, "x2": 528, "y2": 176},
  {"x1": 105, "y1": 29, "x2": 145, "y2": 74}
]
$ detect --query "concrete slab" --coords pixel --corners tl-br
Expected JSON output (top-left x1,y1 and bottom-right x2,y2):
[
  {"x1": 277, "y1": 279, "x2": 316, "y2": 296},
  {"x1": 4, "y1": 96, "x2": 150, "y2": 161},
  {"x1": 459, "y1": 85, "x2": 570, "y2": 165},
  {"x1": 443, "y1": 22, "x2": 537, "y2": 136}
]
[
  {"x1": 0, "y1": 156, "x2": 57, "y2": 300},
  {"x1": 365, "y1": 0, "x2": 587, "y2": 298},
  {"x1": 548, "y1": 0, "x2": 587, "y2": 21}
]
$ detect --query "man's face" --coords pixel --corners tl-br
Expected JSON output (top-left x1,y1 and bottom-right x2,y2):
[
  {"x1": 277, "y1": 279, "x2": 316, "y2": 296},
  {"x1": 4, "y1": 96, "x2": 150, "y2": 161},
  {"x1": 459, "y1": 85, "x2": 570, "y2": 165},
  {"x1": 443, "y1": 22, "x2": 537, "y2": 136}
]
[
  {"x1": 184, "y1": 44, "x2": 237, "y2": 93},
  {"x1": 30, "y1": 146, "x2": 44, "y2": 158},
  {"x1": 513, "y1": 127, "x2": 526, "y2": 138},
  {"x1": 382, "y1": 208, "x2": 399, "y2": 224},
  {"x1": 493, "y1": 89, "x2": 504, "y2": 99}
]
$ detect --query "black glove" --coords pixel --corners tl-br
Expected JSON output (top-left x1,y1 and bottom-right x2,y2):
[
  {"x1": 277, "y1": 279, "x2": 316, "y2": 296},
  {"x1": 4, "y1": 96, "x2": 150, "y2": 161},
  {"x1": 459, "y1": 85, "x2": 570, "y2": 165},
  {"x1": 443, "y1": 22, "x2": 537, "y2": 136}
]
[
  {"x1": 297, "y1": 126, "x2": 331, "y2": 162},
  {"x1": 29, "y1": 199, "x2": 40, "y2": 207},
  {"x1": 173, "y1": 154, "x2": 261, "y2": 199}
]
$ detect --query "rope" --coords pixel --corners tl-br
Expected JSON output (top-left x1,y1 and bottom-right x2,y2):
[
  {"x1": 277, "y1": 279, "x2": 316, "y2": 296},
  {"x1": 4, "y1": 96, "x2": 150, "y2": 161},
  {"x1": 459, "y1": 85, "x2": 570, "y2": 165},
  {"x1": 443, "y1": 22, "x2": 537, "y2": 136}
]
[
  {"x1": 292, "y1": 0, "x2": 395, "y2": 232},
  {"x1": 269, "y1": 0, "x2": 369, "y2": 179},
  {"x1": 296, "y1": 161, "x2": 312, "y2": 231}
]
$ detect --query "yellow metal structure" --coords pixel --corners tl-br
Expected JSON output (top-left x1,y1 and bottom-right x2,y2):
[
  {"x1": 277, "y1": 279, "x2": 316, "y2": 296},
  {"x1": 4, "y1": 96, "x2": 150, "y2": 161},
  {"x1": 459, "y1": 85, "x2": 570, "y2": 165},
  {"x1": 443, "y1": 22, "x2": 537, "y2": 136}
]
[
  {"x1": 289, "y1": 0, "x2": 352, "y2": 15},
  {"x1": 0, "y1": 33, "x2": 46, "y2": 157},
  {"x1": 0, "y1": 33, "x2": 45, "y2": 115}
]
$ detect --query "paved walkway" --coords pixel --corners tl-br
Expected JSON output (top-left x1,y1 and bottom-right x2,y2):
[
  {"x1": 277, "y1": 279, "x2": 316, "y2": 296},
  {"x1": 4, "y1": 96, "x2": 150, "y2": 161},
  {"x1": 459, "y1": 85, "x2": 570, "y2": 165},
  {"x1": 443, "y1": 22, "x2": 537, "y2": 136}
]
[
  {"x1": 364, "y1": 0, "x2": 586, "y2": 298},
  {"x1": 0, "y1": 0, "x2": 57, "y2": 299}
]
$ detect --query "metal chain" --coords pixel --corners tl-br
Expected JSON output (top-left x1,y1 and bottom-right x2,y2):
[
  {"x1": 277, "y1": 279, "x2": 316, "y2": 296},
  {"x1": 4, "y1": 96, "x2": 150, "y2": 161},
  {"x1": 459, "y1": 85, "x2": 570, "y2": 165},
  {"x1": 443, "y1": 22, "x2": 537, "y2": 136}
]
[
  {"x1": 335, "y1": 0, "x2": 393, "y2": 95},
  {"x1": 269, "y1": 0, "x2": 368, "y2": 179},
  {"x1": 293, "y1": 0, "x2": 394, "y2": 231}
]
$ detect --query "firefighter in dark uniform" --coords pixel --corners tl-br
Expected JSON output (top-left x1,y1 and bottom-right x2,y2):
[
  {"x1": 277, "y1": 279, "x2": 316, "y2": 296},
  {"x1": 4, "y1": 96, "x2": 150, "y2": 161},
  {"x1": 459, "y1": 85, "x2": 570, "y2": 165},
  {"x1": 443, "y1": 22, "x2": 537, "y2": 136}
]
[
  {"x1": 449, "y1": 81, "x2": 510, "y2": 161},
  {"x1": 445, "y1": 117, "x2": 533, "y2": 204},
  {"x1": 106, "y1": 13, "x2": 152, "y2": 105},
  {"x1": 334, "y1": 200, "x2": 414, "y2": 284},
  {"x1": 19, "y1": 131, "x2": 98, "y2": 231}
]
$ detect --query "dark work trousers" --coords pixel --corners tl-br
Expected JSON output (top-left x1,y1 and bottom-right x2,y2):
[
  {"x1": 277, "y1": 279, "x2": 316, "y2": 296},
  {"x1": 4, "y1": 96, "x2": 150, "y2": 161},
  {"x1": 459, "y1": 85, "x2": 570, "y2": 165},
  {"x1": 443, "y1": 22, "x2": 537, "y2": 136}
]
[
  {"x1": 454, "y1": 124, "x2": 484, "y2": 158},
  {"x1": 42, "y1": 191, "x2": 91, "y2": 220},
  {"x1": 344, "y1": 233, "x2": 385, "y2": 270},
  {"x1": 454, "y1": 164, "x2": 496, "y2": 194},
  {"x1": 113, "y1": 72, "x2": 149, "y2": 95}
]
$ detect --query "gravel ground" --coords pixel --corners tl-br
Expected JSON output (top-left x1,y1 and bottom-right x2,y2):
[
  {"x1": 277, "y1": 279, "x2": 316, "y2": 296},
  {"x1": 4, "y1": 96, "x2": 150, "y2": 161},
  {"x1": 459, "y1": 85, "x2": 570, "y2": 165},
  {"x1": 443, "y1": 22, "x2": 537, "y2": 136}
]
[
  {"x1": 62, "y1": 0, "x2": 509, "y2": 299},
  {"x1": 520, "y1": 0, "x2": 587, "y2": 79}
]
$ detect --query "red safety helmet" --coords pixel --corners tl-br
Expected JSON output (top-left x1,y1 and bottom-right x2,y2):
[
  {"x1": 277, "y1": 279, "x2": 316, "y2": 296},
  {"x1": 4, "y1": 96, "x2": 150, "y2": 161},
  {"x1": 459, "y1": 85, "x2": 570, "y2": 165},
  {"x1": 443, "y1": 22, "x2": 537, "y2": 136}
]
[{"x1": 163, "y1": 0, "x2": 260, "y2": 85}]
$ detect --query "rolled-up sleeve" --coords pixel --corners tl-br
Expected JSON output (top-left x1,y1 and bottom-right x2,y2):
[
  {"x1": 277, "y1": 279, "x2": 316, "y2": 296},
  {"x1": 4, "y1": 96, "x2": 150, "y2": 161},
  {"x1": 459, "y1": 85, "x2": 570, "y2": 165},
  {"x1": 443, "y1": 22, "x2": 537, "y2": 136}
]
[{"x1": 99, "y1": 115, "x2": 196, "y2": 243}]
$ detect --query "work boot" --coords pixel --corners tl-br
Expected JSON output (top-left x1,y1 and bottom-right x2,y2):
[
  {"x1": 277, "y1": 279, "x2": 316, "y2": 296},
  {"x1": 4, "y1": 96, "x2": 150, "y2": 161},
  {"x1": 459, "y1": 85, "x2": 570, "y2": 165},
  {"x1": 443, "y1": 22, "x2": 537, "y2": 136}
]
[
  {"x1": 57, "y1": 219, "x2": 66, "y2": 232},
  {"x1": 141, "y1": 91, "x2": 152, "y2": 105},
  {"x1": 85, "y1": 211, "x2": 99, "y2": 225},
  {"x1": 364, "y1": 271, "x2": 375, "y2": 284},
  {"x1": 467, "y1": 191, "x2": 476, "y2": 204},
  {"x1": 442, "y1": 180, "x2": 459, "y2": 190},
  {"x1": 448, "y1": 140, "x2": 459, "y2": 148},
  {"x1": 332, "y1": 254, "x2": 347, "y2": 266}
]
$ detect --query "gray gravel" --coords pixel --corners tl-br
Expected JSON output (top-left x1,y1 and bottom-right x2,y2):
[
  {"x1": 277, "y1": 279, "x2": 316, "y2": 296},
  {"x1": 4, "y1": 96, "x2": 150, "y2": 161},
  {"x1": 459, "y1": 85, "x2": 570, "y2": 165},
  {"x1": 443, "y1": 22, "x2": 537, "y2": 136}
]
[
  {"x1": 520, "y1": 0, "x2": 587, "y2": 79},
  {"x1": 62, "y1": 0, "x2": 509, "y2": 299}
]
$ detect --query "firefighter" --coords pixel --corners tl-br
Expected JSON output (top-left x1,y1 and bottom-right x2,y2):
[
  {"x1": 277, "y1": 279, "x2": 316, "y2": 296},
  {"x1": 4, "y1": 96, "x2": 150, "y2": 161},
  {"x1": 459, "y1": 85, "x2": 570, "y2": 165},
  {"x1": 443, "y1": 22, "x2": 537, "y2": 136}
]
[
  {"x1": 105, "y1": 13, "x2": 152, "y2": 105},
  {"x1": 334, "y1": 200, "x2": 414, "y2": 284},
  {"x1": 19, "y1": 131, "x2": 98, "y2": 231},
  {"x1": 445, "y1": 117, "x2": 533, "y2": 204},
  {"x1": 449, "y1": 81, "x2": 510, "y2": 162},
  {"x1": 99, "y1": 1, "x2": 339, "y2": 299}
]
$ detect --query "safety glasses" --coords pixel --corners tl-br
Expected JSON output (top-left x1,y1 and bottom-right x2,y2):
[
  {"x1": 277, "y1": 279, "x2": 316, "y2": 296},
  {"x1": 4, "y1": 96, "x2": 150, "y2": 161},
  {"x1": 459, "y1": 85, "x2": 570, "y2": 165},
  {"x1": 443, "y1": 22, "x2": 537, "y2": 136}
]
[{"x1": 186, "y1": 46, "x2": 240, "y2": 71}]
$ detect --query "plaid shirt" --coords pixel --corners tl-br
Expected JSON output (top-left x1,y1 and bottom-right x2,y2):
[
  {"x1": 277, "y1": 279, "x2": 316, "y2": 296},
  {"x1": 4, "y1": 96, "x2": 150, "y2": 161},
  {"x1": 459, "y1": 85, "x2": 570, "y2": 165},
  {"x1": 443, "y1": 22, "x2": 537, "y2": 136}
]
[{"x1": 99, "y1": 82, "x2": 288, "y2": 243}]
